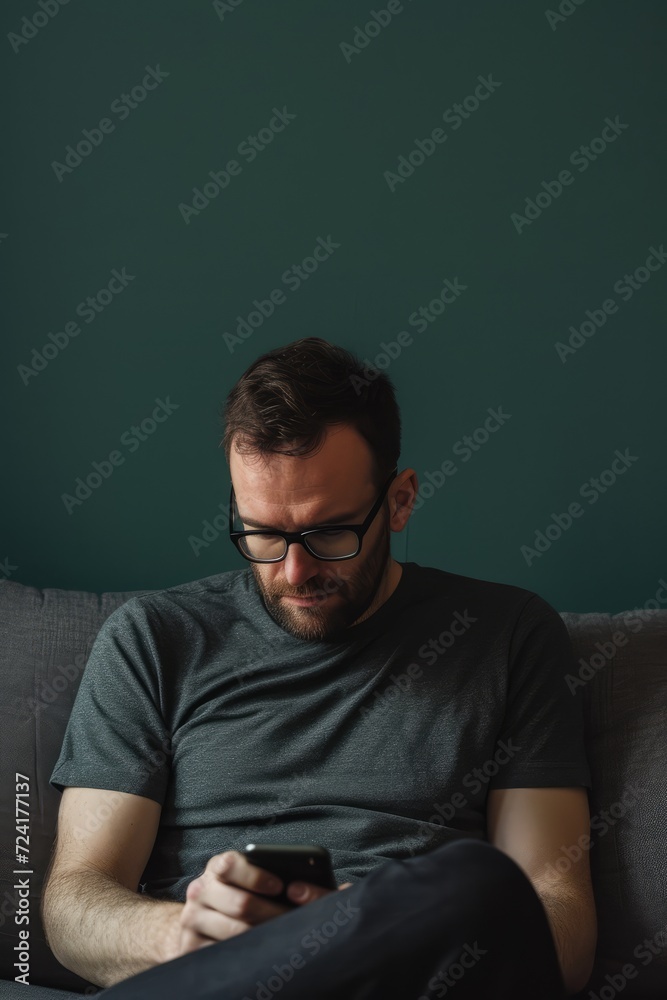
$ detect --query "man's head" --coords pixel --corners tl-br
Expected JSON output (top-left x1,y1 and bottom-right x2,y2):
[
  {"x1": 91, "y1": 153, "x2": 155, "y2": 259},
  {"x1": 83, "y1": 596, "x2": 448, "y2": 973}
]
[{"x1": 222, "y1": 338, "x2": 416, "y2": 640}]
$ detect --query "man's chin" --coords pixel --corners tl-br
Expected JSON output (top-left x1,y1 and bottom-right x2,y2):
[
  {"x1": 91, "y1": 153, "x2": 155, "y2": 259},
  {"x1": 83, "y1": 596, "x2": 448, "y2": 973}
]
[
  {"x1": 254, "y1": 588, "x2": 365, "y2": 641},
  {"x1": 268, "y1": 595, "x2": 347, "y2": 641}
]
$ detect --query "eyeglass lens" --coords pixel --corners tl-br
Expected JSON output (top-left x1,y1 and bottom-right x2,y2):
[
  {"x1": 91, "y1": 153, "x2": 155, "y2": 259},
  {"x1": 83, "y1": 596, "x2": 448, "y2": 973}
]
[{"x1": 239, "y1": 529, "x2": 359, "y2": 561}]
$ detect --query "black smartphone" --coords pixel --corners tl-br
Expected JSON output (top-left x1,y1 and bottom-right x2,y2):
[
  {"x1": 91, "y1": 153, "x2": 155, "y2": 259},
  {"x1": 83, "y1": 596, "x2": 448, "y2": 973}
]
[{"x1": 241, "y1": 843, "x2": 337, "y2": 907}]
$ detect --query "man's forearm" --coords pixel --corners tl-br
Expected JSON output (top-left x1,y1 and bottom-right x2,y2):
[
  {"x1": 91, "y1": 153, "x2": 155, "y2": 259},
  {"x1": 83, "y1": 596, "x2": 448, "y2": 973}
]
[
  {"x1": 41, "y1": 868, "x2": 183, "y2": 988},
  {"x1": 538, "y1": 888, "x2": 597, "y2": 995}
]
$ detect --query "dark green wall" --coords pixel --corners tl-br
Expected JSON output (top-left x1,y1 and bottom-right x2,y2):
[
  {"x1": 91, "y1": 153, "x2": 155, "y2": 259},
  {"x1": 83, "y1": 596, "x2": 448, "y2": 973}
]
[{"x1": 3, "y1": 0, "x2": 665, "y2": 612}]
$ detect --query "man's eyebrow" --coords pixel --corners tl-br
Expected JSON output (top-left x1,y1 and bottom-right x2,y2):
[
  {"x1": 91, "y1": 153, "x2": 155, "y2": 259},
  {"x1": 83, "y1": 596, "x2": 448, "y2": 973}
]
[{"x1": 236, "y1": 506, "x2": 361, "y2": 530}]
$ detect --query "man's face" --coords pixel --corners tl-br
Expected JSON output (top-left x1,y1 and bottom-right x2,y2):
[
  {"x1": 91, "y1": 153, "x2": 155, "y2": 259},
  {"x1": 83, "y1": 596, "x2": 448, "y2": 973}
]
[{"x1": 229, "y1": 424, "x2": 393, "y2": 641}]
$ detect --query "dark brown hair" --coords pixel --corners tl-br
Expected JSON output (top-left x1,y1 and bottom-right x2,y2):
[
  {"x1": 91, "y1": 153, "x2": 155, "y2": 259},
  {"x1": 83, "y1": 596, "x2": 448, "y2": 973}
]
[{"x1": 221, "y1": 337, "x2": 401, "y2": 489}]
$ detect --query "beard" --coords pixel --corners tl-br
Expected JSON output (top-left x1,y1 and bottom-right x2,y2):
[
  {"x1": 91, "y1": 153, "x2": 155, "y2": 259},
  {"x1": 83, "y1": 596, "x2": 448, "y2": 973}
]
[{"x1": 250, "y1": 513, "x2": 392, "y2": 641}]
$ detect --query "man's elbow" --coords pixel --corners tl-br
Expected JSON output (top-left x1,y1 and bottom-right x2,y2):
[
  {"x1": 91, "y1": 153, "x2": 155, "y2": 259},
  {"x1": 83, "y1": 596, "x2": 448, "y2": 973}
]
[
  {"x1": 538, "y1": 888, "x2": 597, "y2": 996},
  {"x1": 41, "y1": 876, "x2": 56, "y2": 942},
  {"x1": 563, "y1": 912, "x2": 597, "y2": 995},
  {"x1": 40, "y1": 877, "x2": 68, "y2": 967}
]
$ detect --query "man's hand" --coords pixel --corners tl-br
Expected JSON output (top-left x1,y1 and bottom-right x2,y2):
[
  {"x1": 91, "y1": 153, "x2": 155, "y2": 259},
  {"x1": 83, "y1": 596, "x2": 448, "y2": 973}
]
[{"x1": 167, "y1": 851, "x2": 352, "y2": 961}]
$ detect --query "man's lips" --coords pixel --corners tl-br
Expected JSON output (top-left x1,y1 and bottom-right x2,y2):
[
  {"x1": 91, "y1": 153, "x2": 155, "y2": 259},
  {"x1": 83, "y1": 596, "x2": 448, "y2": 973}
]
[{"x1": 282, "y1": 593, "x2": 330, "y2": 606}]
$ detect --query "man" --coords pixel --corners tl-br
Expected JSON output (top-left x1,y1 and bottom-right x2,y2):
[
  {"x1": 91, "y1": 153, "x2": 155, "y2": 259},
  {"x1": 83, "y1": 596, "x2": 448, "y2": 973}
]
[{"x1": 42, "y1": 337, "x2": 596, "y2": 998}]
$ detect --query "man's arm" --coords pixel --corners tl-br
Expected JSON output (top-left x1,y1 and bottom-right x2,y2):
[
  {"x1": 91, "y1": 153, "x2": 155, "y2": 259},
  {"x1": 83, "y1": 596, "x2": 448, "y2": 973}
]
[
  {"x1": 42, "y1": 787, "x2": 318, "y2": 988},
  {"x1": 41, "y1": 786, "x2": 184, "y2": 988},
  {"x1": 487, "y1": 786, "x2": 597, "y2": 996}
]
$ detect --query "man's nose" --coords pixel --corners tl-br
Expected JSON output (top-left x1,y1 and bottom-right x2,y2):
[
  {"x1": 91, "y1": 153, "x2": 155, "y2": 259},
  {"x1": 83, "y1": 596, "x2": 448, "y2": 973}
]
[{"x1": 281, "y1": 541, "x2": 322, "y2": 588}]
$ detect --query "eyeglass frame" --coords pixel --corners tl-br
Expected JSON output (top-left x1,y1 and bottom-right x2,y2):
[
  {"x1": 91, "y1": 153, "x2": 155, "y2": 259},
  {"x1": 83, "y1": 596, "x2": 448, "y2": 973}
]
[{"x1": 228, "y1": 466, "x2": 399, "y2": 563}]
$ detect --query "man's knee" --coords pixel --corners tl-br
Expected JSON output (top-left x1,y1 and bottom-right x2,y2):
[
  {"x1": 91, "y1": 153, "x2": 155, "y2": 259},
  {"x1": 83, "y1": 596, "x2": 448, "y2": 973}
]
[
  {"x1": 405, "y1": 839, "x2": 535, "y2": 914},
  {"x1": 419, "y1": 838, "x2": 519, "y2": 881},
  {"x1": 421, "y1": 839, "x2": 554, "y2": 943}
]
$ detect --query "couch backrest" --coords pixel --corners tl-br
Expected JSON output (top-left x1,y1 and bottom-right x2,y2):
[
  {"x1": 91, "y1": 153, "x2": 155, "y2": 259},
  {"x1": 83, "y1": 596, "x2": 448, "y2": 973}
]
[
  {"x1": 0, "y1": 580, "x2": 665, "y2": 996},
  {"x1": 560, "y1": 609, "x2": 667, "y2": 998}
]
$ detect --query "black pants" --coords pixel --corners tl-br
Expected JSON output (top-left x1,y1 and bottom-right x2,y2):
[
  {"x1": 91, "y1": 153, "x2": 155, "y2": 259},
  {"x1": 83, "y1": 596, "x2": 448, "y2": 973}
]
[{"x1": 100, "y1": 838, "x2": 568, "y2": 999}]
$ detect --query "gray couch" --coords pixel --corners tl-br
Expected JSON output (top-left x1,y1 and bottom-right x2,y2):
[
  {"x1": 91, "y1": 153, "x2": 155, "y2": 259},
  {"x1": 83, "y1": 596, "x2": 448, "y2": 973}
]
[{"x1": 0, "y1": 579, "x2": 665, "y2": 999}]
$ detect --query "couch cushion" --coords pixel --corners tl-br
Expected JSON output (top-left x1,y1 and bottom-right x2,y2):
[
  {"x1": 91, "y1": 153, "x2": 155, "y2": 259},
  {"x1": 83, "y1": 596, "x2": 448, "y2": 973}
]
[
  {"x1": 562, "y1": 609, "x2": 667, "y2": 999},
  {"x1": 0, "y1": 581, "x2": 154, "y2": 993}
]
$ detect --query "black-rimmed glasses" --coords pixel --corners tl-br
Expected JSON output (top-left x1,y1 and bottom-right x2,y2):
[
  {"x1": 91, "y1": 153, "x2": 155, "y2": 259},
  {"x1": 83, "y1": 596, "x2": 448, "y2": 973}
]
[{"x1": 229, "y1": 467, "x2": 398, "y2": 563}]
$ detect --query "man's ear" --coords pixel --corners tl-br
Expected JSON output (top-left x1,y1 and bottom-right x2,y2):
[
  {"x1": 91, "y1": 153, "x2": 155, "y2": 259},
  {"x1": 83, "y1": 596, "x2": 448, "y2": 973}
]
[{"x1": 390, "y1": 471, "x2": 418, "y2": 528}]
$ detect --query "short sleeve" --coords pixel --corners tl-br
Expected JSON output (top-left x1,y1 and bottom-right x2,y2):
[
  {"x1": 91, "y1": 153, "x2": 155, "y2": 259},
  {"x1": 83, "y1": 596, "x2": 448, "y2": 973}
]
[
  {"x1": 489, "y1": 593, "x2": 592, "y2": 791},
  {"x1": 49, "y1": 598, "x2": 171, "y2": 804}
]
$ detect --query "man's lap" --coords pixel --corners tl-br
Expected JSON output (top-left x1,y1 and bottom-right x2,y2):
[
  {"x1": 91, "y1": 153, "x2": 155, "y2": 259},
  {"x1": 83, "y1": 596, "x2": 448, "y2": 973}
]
[{"x1": 99, "y1": 838, "x2": 566, "y2": 1000}]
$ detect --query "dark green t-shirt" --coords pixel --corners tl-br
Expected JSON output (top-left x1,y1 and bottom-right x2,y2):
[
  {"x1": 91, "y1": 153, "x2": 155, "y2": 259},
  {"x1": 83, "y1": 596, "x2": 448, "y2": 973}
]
[{"x1": 50, "y1": 561, "x2": 591, "y2": 900}]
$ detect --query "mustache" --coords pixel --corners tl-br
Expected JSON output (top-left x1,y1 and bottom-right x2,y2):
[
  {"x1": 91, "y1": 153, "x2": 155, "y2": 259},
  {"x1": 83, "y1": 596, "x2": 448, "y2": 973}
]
[{"x1": 258, "y1": 568, "x2": 351, "y2": 602}]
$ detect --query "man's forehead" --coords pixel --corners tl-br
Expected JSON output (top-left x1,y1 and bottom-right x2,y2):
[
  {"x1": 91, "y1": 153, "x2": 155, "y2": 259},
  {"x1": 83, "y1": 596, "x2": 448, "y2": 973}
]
[
  {"x1": 230, "y1": 448, "x2": 371, "y2": 493},
  {"x1": 231, "y1": 474, "x2": 372, "y2": 529}
]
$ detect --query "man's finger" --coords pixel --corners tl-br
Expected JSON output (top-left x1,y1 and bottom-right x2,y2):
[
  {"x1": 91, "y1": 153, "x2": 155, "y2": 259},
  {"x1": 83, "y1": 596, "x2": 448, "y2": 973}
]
[
  {"x1": 285, "y1": 880, "x2": 337, "y2": 905},
  {"x1": 179, "y1": 926, "x2": 217, "y2": 954},
  {"x1": 207, "y1": 850, "x2": 285, "y2": 898}
]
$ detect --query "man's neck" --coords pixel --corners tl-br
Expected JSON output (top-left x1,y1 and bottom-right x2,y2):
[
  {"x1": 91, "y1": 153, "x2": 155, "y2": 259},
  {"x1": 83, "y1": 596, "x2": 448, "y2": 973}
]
[{"x1": 351, "y1": 559, "x2": 403, "y2": 627}]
